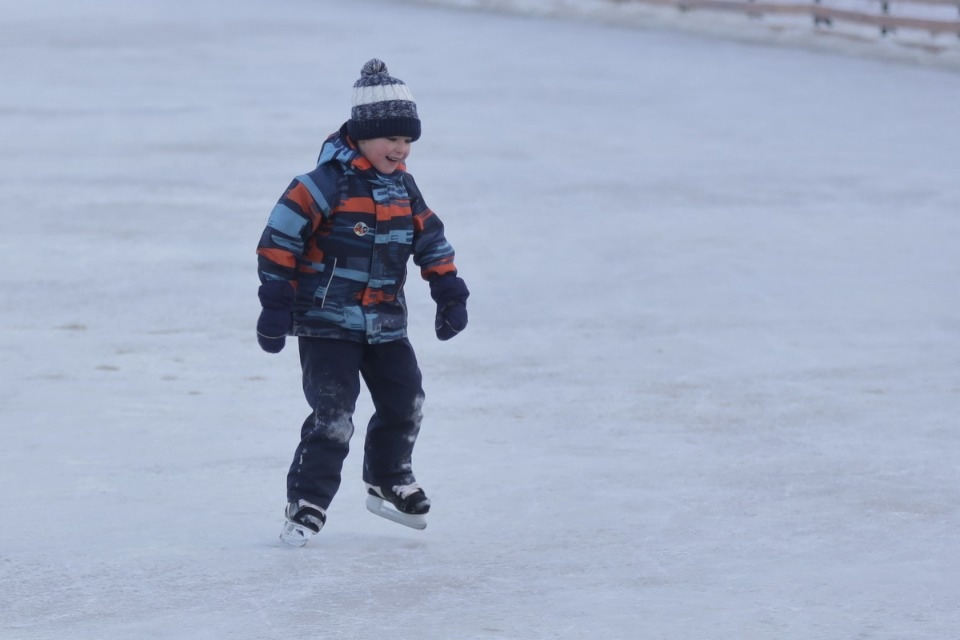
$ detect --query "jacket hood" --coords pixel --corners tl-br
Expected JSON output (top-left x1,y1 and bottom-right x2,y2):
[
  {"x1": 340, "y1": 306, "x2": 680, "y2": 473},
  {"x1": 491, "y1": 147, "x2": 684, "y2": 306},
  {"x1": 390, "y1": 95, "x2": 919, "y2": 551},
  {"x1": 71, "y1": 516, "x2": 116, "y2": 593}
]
[
  {"x1": 316, "y1": 122, "x2": 407, "y2": 175},
  {"x1": 316, "y1": 123, "x2": 362, "y2": 169}
]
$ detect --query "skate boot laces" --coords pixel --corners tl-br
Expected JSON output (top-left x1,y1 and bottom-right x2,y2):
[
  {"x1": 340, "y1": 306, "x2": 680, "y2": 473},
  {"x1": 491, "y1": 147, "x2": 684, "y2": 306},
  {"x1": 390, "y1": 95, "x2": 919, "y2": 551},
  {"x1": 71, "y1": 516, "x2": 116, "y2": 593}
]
[
  {"x1": 287, "y1": 499, "x2": 326, "y2": 532},
  {"x1": 394, "y1": 483, "x2": 424, "y2": 499}
]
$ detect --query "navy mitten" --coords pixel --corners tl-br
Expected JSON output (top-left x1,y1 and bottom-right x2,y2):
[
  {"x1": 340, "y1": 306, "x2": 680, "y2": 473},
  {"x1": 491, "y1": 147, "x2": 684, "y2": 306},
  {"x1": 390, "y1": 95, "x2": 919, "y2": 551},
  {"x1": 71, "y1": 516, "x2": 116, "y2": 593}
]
[
  {"x1": 257, "y1": 281, "x2": 295, "y2": 353},
  {"x1": 429, "y1": 275, "x2": 469, "y2": 341}
]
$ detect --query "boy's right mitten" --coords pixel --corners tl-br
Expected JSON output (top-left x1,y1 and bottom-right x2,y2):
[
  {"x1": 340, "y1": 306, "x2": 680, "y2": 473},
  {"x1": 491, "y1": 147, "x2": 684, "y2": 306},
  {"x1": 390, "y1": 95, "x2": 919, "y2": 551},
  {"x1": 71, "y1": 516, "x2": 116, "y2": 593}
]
[{"x1": 257, "y1": 280, "x2": 295, "y2": 353}]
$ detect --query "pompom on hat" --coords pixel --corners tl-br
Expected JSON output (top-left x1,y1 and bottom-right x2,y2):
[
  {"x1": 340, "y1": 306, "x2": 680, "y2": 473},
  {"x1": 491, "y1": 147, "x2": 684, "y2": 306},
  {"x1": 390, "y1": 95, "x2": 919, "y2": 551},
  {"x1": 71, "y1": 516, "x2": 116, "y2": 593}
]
[{"x1": 347, "y1": 59, "x2": 421, "y2": 142}]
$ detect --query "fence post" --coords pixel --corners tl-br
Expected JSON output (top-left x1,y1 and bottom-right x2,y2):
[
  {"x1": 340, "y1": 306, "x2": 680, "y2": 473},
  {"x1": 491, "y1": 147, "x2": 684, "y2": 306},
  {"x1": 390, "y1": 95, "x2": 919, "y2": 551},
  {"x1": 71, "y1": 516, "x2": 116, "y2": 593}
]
[
  {"x1": 880, "y1": 0, "x2": 893, "y2": 36},
  {"x1": 813, "y1": 0, "x2": 832, "y2": 27}
]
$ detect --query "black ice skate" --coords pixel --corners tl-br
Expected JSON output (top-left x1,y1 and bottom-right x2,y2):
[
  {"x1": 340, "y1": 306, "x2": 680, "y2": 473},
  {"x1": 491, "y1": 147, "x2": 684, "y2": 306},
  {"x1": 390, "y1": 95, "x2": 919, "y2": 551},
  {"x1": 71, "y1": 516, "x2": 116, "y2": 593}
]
[
  {"x1": 280, "y1": 499, "x2": 326, "y2": 547},
  {"x1": 365, "y1": 483, "x2": 430, "y2": 530}
]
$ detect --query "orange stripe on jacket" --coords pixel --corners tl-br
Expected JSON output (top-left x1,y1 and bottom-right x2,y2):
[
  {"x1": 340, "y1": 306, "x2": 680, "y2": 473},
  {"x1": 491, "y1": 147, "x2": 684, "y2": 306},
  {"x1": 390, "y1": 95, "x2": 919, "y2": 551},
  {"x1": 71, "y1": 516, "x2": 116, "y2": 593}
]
[
  {"x1": 375, "y1": 202, "x2": 411, "y2": 222},
  {"x1": 421, "y1": 263, "x2": 457, "y2": 280},
  {"x1": 359, "y1": 289, "x2": 397, "y2": 306},
  {"x1": 287, "y1": 183, "x2": 325, "y2": 230},
  {"x1": 413, "y1": 209, "x2": 435, "y2": 232},
  {"x1": 257, "y1": 247, "x2": 296, "y2": 269},
  {"x1": 338, "y1": 197, "x2": 377, "y2": 215}
]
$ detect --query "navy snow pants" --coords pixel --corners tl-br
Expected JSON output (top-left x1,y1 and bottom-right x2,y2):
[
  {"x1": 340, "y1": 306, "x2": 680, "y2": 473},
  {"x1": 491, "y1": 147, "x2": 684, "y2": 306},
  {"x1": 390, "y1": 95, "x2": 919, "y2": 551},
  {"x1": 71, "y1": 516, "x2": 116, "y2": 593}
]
[{"x1": 288, "y1": 336, "x2": 425, "y2": 510}]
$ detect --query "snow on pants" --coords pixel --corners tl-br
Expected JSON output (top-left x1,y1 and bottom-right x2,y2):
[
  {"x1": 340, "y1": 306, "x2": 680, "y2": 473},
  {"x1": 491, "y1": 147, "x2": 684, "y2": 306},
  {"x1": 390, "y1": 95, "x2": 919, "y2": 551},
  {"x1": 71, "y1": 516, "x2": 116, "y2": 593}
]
[{"x1": 288, "y1": 336, "x2": 425, "y2": 510}]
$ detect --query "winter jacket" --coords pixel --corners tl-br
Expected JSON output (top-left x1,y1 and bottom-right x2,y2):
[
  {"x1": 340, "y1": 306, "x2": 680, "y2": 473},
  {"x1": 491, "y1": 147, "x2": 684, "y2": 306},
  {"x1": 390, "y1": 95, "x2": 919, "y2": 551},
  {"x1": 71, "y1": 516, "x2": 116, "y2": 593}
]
[{"x1": 256, "y1": 124, "x2": 457, "y2": 344}]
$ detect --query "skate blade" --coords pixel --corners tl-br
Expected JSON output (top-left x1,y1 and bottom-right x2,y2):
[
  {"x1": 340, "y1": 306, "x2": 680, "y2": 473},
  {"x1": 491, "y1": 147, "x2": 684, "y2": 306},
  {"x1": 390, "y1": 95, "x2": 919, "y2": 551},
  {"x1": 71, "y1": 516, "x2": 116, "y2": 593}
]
[
  {"x1": 365, "y1": 494, "x2": 427, "y2": 530},
  {"x1": 279, "y1": 520, "x2": 315, "y2": 547}
]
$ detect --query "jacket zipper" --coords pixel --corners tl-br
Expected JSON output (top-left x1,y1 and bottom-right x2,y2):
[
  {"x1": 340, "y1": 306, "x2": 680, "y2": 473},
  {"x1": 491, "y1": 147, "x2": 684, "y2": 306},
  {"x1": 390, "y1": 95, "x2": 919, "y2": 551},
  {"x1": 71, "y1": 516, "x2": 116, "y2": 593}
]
[{"x1": 320, "y1": 258, "x2": 337, "y2": 309}]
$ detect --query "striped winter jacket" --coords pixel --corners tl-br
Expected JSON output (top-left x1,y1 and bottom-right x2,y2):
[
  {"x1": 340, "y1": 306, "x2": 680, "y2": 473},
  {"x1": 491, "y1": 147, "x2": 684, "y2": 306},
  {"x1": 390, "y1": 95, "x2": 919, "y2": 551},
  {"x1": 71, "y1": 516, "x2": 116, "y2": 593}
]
[{"x1": 256, "y1": 125, "x2": 457, "y2": 344}]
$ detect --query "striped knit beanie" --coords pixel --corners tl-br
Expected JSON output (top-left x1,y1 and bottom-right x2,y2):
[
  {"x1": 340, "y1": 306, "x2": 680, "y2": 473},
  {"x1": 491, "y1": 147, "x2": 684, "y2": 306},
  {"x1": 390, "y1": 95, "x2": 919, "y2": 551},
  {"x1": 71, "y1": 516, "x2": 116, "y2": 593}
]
[{"x1": 347, "y1": 59, "x2": 421, "y2": 142}]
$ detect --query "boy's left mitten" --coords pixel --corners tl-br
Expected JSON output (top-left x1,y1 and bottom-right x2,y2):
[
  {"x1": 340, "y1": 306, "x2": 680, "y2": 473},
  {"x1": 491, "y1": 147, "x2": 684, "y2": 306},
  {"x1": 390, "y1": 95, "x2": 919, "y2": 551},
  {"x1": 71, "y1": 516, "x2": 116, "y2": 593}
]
[
  {"x1": 257, "y1": 281, "x2": 295, "y2": 353},
  {"x1": 430, "y1": 275, "x2": 469, "y2": 341}
]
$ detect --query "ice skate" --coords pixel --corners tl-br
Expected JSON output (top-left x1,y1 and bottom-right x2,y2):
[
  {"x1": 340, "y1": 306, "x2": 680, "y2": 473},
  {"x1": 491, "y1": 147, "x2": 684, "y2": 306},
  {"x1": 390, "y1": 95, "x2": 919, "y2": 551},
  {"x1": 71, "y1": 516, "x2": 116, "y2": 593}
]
[
  {"x1": 365, "y1": 483, "x2": 430, "y2": 530},
  {"x1": 279, "y1": 499, "x2": 326, "y2": 547}
]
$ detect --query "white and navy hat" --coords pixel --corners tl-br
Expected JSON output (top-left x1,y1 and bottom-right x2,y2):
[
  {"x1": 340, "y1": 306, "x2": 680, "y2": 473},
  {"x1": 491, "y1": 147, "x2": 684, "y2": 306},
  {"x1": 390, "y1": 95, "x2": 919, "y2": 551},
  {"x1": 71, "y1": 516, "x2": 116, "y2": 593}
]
[{"x1": 347, "y1": 59, "x2": 421, "y2": 142}]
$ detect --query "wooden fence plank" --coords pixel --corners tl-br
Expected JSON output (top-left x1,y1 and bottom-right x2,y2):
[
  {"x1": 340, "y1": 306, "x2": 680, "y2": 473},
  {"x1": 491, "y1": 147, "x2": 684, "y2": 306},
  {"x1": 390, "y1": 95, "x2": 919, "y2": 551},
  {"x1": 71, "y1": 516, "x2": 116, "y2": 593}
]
[{"x1": 622, "y1": 0, "x2": 960, "y2": 36}]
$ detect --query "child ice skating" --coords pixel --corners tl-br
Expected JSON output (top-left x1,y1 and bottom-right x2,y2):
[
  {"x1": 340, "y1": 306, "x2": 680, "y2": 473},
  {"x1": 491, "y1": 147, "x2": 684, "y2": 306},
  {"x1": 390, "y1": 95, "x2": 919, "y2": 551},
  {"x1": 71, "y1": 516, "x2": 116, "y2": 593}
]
[{"x1": 255, "y1": 59, "x2": 469, "y2": 546}]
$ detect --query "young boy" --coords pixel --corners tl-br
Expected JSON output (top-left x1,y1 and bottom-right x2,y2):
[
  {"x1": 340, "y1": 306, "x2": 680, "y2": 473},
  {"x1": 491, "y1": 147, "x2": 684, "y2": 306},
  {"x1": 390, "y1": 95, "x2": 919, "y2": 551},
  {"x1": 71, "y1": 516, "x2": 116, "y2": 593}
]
[{"x1": 255, "y1": 59, "x2": 469, "y2": 546}]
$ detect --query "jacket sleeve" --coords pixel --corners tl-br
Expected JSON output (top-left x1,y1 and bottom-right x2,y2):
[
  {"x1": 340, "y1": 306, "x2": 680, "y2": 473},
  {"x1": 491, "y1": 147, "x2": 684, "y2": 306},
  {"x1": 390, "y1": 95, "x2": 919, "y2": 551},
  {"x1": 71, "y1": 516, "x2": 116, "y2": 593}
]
[
  {"x1": 256, "y1": 173, "x2": 331, "y2": 286},
  {"x1": 405, "y1": 174, "x2": 458, "y2": 280}
]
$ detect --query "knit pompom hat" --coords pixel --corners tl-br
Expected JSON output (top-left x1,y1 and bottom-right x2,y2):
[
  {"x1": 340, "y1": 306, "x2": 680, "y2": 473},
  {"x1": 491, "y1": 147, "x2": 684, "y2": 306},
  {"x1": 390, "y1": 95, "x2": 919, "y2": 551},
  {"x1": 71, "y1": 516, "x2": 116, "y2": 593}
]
[{"x1": 347, "y1": 59, "x2": 421, "y2": 142}]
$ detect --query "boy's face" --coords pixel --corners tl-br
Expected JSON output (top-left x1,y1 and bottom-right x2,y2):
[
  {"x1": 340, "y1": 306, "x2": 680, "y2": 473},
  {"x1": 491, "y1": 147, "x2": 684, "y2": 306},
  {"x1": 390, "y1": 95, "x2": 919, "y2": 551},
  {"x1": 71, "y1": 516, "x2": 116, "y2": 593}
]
[{"x1": 357, "y1": 136, "x2": 412, "y2": 174}]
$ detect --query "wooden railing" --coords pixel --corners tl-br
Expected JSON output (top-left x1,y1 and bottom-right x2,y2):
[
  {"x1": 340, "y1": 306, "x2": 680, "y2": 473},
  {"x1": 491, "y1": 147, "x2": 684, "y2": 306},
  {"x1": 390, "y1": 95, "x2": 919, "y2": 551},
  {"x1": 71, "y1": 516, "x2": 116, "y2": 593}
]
[{"x1": 618, "y1": 0, "x2": 960, "y2": 38}]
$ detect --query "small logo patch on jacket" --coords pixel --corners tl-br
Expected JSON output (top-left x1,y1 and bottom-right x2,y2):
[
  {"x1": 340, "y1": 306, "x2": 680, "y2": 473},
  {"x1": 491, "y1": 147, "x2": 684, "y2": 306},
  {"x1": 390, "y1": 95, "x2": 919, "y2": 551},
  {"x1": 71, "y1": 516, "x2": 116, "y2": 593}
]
[{"x1": 353, "y1": 222, "x2": 370, "y2": 237}]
